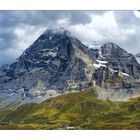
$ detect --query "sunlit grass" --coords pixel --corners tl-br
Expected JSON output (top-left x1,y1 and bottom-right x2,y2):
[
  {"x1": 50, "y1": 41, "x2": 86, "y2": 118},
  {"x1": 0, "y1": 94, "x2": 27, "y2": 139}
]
[{"x1": 0, "y1": 88, "x2": 140, "y2": 129}]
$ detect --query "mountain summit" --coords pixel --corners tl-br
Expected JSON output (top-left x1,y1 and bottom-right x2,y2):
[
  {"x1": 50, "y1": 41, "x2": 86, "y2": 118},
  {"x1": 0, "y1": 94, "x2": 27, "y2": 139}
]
[
  {"x1": 0, "y1": 28, "x2": 140, "y2": 107},
  {"x1": 99, "y1": 42, "x2": 140, "y2": 77}
]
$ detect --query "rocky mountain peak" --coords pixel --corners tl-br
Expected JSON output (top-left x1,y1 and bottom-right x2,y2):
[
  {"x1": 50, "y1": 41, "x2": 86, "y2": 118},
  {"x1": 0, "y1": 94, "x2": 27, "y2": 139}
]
[
  {"x1": 10, "y1": 28, "x2": 86, "y2": 70},
  {"x1": 0, "y1": 28, "x2": 140, "y2": 106},
  {"x1": 96, "y1": 42, "x2": 140, "y2": 78},
  {"x1": 101, "y1": 42, "x2": 128, "y2": 56}
]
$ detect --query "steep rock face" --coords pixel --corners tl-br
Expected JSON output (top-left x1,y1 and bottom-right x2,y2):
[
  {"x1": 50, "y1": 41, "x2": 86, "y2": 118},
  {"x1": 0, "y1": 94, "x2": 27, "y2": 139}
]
[
  {"x1": 135, "y1": 53, "x2": 140, "y2": 64},
  {"x1": 0, "y1": 28, "x2": 140, "y2": 105},
  {"x1": 98, "y1": 42, "x2": 140, "y2": 78},
  {"x1": 94, "y1": 66, "x2": 134, "y2": 88},
  {"x1": 0, "y1": 29, "x2": 97, "y2": 106}
]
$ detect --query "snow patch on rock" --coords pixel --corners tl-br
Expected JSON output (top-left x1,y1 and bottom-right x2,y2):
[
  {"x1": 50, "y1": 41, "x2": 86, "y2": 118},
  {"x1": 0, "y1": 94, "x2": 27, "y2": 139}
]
[{"x1": 96, "y1": 60, "x2": 108, "y2": 64}]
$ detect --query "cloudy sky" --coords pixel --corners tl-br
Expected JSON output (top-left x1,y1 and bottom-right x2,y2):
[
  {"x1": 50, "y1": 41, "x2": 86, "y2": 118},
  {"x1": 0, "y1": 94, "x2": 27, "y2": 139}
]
[{"x1": 0, "y1": 10, "x2": 140, "y2": 65}]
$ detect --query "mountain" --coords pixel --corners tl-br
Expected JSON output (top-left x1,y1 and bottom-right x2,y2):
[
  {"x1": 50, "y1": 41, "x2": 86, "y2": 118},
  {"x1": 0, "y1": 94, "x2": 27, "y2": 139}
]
[
  {"x1": 0, "y1": 28, "x2": 140, "y2": 107},
  {"x1": 135, "y1": 53, "x2": 140, "y2": 63},
  {"x1": 136, "y1": 53, "x2": 140, "y2": 57},
  {"x1": 100, "y1": 43, "x2": 140, "y2": 77}
]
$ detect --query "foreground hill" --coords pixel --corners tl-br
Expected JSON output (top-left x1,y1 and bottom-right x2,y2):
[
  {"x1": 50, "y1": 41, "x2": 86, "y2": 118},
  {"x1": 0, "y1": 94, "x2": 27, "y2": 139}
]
[{"x1": 0, "y1": 87, "x2": 140, "y2": 130}]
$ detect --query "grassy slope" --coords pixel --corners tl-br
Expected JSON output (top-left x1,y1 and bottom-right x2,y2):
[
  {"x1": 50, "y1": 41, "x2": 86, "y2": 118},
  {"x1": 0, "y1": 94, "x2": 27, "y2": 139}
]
[{"x1": 0, "y1": 87, "x2": 140, "y2": 129}]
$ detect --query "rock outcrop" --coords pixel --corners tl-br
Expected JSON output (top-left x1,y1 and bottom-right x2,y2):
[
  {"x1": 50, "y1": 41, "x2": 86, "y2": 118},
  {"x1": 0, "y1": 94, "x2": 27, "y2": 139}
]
[{"x1": 99, "y1": 43, "x2": 140, "y2": 78}]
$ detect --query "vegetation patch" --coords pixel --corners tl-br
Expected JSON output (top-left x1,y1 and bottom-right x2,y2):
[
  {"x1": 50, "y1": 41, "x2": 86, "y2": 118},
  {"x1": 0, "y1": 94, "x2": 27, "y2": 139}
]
[{"x1": 0, "y1": 88, "x2": 140, "y2": 129}]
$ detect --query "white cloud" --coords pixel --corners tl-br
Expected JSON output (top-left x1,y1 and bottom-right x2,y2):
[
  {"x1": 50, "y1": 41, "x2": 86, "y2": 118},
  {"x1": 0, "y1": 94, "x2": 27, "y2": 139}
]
[
  {"x1": 0, "y1": 25, "x2": 46, "y2": 64},
  {"x1": 134, "y1": 11, "x2": 140, "y2": 18},
  {"x1": 67, "y1": 12, "x2": 120, "y2": 45},
  {"x1": 68, "y1": 11, "x2": 139, "y2": 53},
  {"x1": 14, "y1": 25, "x2": 46, "y2": 51}
]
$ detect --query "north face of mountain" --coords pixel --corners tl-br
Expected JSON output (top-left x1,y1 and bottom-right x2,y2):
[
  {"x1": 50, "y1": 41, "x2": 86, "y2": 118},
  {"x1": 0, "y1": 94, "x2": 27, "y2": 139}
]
[
  {"x1": 10, "y1": 29, "x2": 92, "y2": 72},
  {"x1": 0, "y1": 28, "x2": 140, "y2": 106},
  {"x1": 0, "y1": 28, "x2": 97, "y2": 106},
  {"x1": 9, "y1": 28, "x2": 95, "y2": 89}
]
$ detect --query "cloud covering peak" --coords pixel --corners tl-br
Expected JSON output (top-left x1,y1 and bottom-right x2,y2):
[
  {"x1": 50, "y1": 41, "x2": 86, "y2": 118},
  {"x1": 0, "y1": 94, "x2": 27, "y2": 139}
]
[{"x1": 0, "y1": 10, "x2": 140, "y2": 65}]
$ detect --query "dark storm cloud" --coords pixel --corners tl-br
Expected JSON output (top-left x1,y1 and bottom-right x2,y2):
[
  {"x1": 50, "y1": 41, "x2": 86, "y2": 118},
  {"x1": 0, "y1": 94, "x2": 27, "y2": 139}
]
[
  {"x1": 0, "y1": 28, "x2": 16, "y2": 50},
  {"x1": 114, "y1": 11, "x2": 140, "y2": 27},
  {"x1": 67, "y1": 11, "x2": 92, "y2": 24},
  {"x1": 0, "y1": 11, "x2": 92, "y2": 27}
]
